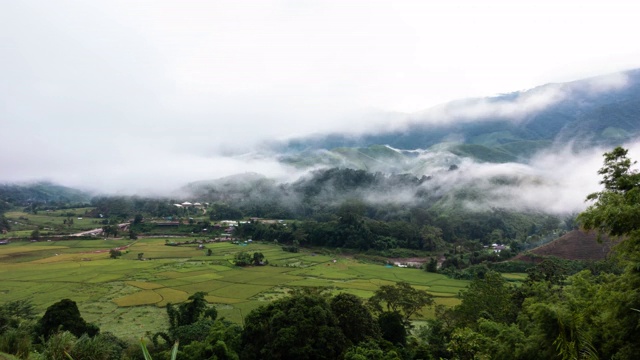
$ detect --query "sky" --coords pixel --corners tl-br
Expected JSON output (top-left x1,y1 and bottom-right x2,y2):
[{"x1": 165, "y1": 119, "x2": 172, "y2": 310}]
[{"x1": 2, "y1": 0, "x2": 640, "y2": 194}]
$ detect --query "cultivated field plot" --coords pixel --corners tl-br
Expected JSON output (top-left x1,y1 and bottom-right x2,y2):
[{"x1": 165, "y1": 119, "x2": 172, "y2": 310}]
[
  {"x1": 2, "y1": 208, "x2": 100, "y2": 236},
  {"x1": 0, "y1": 237, "x2": 469, "y2": 339}
]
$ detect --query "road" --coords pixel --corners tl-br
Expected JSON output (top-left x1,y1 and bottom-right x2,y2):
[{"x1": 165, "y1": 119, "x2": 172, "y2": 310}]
[{"x1": 71, "y1": 223, "x2": 129, "y2": 237}]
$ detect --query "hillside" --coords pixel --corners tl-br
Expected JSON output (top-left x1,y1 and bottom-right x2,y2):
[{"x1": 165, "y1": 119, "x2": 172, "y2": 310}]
[
  {"x1": 516, "y1": 230, "x2": 615, "y2": 261},
  {"x1": 0, "y1": 182, "x2": 91, "y2": 209},
  {"x1": 279, "y1": 69, "x2": 640, "y2": 165}
]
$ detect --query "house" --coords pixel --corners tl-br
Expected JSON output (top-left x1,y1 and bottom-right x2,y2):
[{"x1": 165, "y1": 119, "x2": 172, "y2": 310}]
[{"x1": 492, "y1": 244, "x2": 507, "y2": 253}]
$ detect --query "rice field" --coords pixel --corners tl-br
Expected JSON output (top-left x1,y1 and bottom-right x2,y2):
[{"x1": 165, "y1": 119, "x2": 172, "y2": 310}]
[
  {"x1": 2, "y1": 209, "x2": 101, "y2": 237},
  {"x1": 0, "y1": 237, "x2": 471, "y2": 339}
]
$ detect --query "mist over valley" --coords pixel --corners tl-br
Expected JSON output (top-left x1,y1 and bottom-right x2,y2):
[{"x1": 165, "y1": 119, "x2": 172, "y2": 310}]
[{"x1": 3, "y1": 2, "x2": 640, "y2": 359}]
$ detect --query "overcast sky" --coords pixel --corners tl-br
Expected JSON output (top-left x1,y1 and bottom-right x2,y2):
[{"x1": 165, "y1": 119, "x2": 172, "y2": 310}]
[{"x1": 2, "y1": 0, "x2": 640, "y2": 193}]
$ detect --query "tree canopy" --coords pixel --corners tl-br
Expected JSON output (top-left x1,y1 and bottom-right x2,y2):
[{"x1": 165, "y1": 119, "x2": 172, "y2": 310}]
[
  {"x1": 368, "y1": 281, "x2": 434, "y2": 321},
  {"x1": 241, "y1": 294, "x2": 348, "y2": 360},
  {"x1": 37, "y1": 299, "x2": 99, "y2": 341},
  {"x1": 579, "y1": 146, "x2": 640, "y2": 263}
]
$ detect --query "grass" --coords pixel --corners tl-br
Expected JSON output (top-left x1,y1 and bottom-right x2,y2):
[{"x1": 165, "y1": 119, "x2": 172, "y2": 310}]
[
  {"x1": 0, "y1": 236, "x2": 476, "y2": 340},
  {"x1": 502, "y1": 273, "x2": 528, "y2": 282},
  {"x1": 114, "y1": 290, "x2": 163, "y2": 307},
  {"x1": 0, "y1": 352, "x2": 22, "y2": 360},
  {"x1": 2, "y1": 208, "x2": 100, "y2": 236}
]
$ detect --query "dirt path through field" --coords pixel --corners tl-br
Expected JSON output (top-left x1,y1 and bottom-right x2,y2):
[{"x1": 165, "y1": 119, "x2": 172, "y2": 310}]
[{"x1": 71, "y1": 223, "x2": 129, "y2": 237}]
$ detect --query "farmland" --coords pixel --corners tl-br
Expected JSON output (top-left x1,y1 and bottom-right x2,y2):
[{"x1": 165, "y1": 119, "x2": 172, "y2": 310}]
[{"x1": 0, "y1": 237, "x2": 469, "y2": 339}]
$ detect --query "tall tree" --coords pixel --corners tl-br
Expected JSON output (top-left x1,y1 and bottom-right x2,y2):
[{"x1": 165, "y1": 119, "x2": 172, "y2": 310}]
[
  {"x1": 241, "y1": 294, "x2": 347, "y2": 360},
  {"x1": 579, "y1": 146, "x2": 640, "y2": 262},
  {"x1": 37, "y1": 299, "x2": 99, "y2": 341},
  {"x1": 368, "y1": 282, "x2": 434, "y2": 322},
  {"x1": 575, "y1": 147, "x2": 640, "y2": 358},
  {"x1": 454, "y1": 271, "x2": 516, "y2": 327},
  {"x1": 166, "y1": 292, "x2": 214, "y2": 330},
  {"x1": 330, "y1": 293, "x2": 380, "y2": 346}
]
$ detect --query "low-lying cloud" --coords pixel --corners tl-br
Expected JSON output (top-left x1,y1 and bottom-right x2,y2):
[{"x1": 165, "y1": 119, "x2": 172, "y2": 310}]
[
  {"x1": 421, "y1": 86, "x2": 567, "y2": 124},
  {"x1": 419, "y1": 141, "x2": 640, "y2": 214},
  {"x1": 3, "y1": 1, "x2": 640, "y2": 199},
  {"x1": 409, "y1": 72, "x2": 631, "y2": 128}
]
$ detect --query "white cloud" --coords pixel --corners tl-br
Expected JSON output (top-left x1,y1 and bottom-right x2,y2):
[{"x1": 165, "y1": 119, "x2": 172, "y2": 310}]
[
  {"x1": 417, "y1": 85, "x2": 567, "y2": 125},
  {"x1": 584, "y1": 72, "x2": 630, "y2": 94},
  {"x1": 416, "y1": 141, "x2": 640, "y2": 215},
  {"x1": 2, "y1": 0, "x2": 640, "y2": 192}
]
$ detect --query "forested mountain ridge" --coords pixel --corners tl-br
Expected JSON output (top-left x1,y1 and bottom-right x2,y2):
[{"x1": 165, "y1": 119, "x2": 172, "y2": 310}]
[
  {"x1": 0, "y1": 182, "x2": 91, "y2": 209},
  {"x1": 278, "y1": 69, "x2": 640, "y2": 167}
]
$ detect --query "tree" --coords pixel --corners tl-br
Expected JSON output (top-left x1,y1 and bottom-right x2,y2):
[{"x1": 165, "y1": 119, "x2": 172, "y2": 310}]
[
  {"x1": 241, "y1": 294, "x2": 347, "y2": 360},
  {"x1": 179, "y1": 320, "x2": 242, "y2": 360},
  {"x1": 330, "y1": 293, "x2": 381, "y2": 346},
  {"x1": 166, "y1": 292, "x2": 215, "y2": 330},
  {"x1": 0, "y1": 298, "x2": 37, "y2": 354},
  {"x1": 102, "y1": 224, "x2": 117, "y2": 238},
  {"x1": 454, "y1": 271, "x2": 516, "y2": 327},
  {"x1": 0, "y1": 215, "x2": 10, "y2": 232},
  {"x1": 526, "y1": 258, "x2": 567, "y2": 287},
  {"x1": 156, "y1": 292, "x2": 219, "y2": 348},
  {"x1": 573, "y1": 147, "x2": 640, "y2": 358},
  {"x1": 128, "y1": 229, "x2": 138, "y2": 240},
  {"x1": 252, "y1": 252, "x2": 265, "y2": 265},
  {"x1": 0, "y1": 299, "x2": 36, "y2": 322},
  {"x1": 209, "y1": 203, "x2": 243, "y2": 220},
  {"x1": 425, "y1": 257, "x2": 438, "y2": 273},
  {"x1": 37, "y1": 299, "x2": 99, "y2": 341},
  {"x1": 41, "y1": 331, "x2": 77, "y2": 360},
  {"x1": 579, "y1": 146, "x2": 640, "y2": 263},
  {"x1": 30, "y1": 229, "x2": 40, "y2": 240},
  {"x1": 447, "y1": 327, "x2": 487, "y2": 360},
  {"x1": 64, "y1": 216, "x2": 74, "y2": 229},
  {"x1": 137, "y1": 253, "x2": 144, "y2": 260},
  {"x1": 133, "y1": 214, "x2": 143, "y2": 225},
  {"x1": 368, "y1": 282, "x2": 434, "y2": 321},
  {"x1": 109, "y1": 249, "x2": 122, "y2": 259},
  {"x1": 69, "y1": 332, "x2": 128, "y2": 360},
  {"x1": 234, "y1": 252, "x2": 252, "y2": 266},
  {"x1": 594, "y1": 146, "x2": 640, "y2": 193},
  {"x1": 421, "y1": 225, "x2": 445, "y2": 251},
  {"x1": 377, "y1": 311, "x2": 407, "y2": 345}
]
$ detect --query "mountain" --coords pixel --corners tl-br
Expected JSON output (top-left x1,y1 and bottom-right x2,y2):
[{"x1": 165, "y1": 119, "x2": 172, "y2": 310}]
[
  {"x1": 174, "y1": 70, "x2": 640, "y2": 219},
  {"x1": 278, "y1": 69, "x2": 640, "y2": 167},
  {"x1": 0, "y1": 181, "x2": 91, "y2": 209}
]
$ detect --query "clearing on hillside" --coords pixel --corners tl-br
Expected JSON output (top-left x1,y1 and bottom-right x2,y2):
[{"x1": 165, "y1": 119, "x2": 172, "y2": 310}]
[{"x1": 515, "y1": 230, "x2": 615, "y2": 261}]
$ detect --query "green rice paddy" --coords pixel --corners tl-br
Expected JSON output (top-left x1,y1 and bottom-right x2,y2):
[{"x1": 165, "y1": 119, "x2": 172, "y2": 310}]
[{"x1": 0, "y1": 237, "x2": 471, "y2": 339}]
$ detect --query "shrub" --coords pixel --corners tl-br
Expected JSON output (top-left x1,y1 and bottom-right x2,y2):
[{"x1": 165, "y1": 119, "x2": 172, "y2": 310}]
[{"x1": 0, "y1": 326, "x2": 32, "y2": 359}]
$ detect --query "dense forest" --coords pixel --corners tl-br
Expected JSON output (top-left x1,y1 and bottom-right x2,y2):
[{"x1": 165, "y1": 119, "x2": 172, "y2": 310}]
[{"x1": 92, "y1": 168, "x2": 568, "y2": 258}]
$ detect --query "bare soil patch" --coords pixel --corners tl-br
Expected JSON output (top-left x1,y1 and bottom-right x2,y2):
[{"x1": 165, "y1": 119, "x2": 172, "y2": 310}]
[{"x1": 515, "y1": 230, "x2": 616, "y2": 261}]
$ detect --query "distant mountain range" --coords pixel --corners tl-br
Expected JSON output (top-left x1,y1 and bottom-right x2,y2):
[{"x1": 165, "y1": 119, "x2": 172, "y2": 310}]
[
  {"x1": 276, "y1": 69, "x2": 640, "y2": 170},
  {"x1": 4, "y1": 69, "x2": 640, "y2": 216},
  {"x1": 0, "y1": 181, "x2": 91, "y2": 210}
]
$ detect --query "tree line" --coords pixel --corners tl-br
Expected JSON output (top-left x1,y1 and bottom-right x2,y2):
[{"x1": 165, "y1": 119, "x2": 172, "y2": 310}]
[{"x1": 0, "y1": 282, "x2": 435, "y2": 360}]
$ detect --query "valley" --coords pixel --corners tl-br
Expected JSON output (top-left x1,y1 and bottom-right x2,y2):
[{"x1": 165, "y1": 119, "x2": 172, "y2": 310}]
[
  {"x1": 0, "y1": 235, "x2": 468, "y2": 339},
  {"x1": 1, "y1": 67, "x2": 640, "y2": 359}
]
